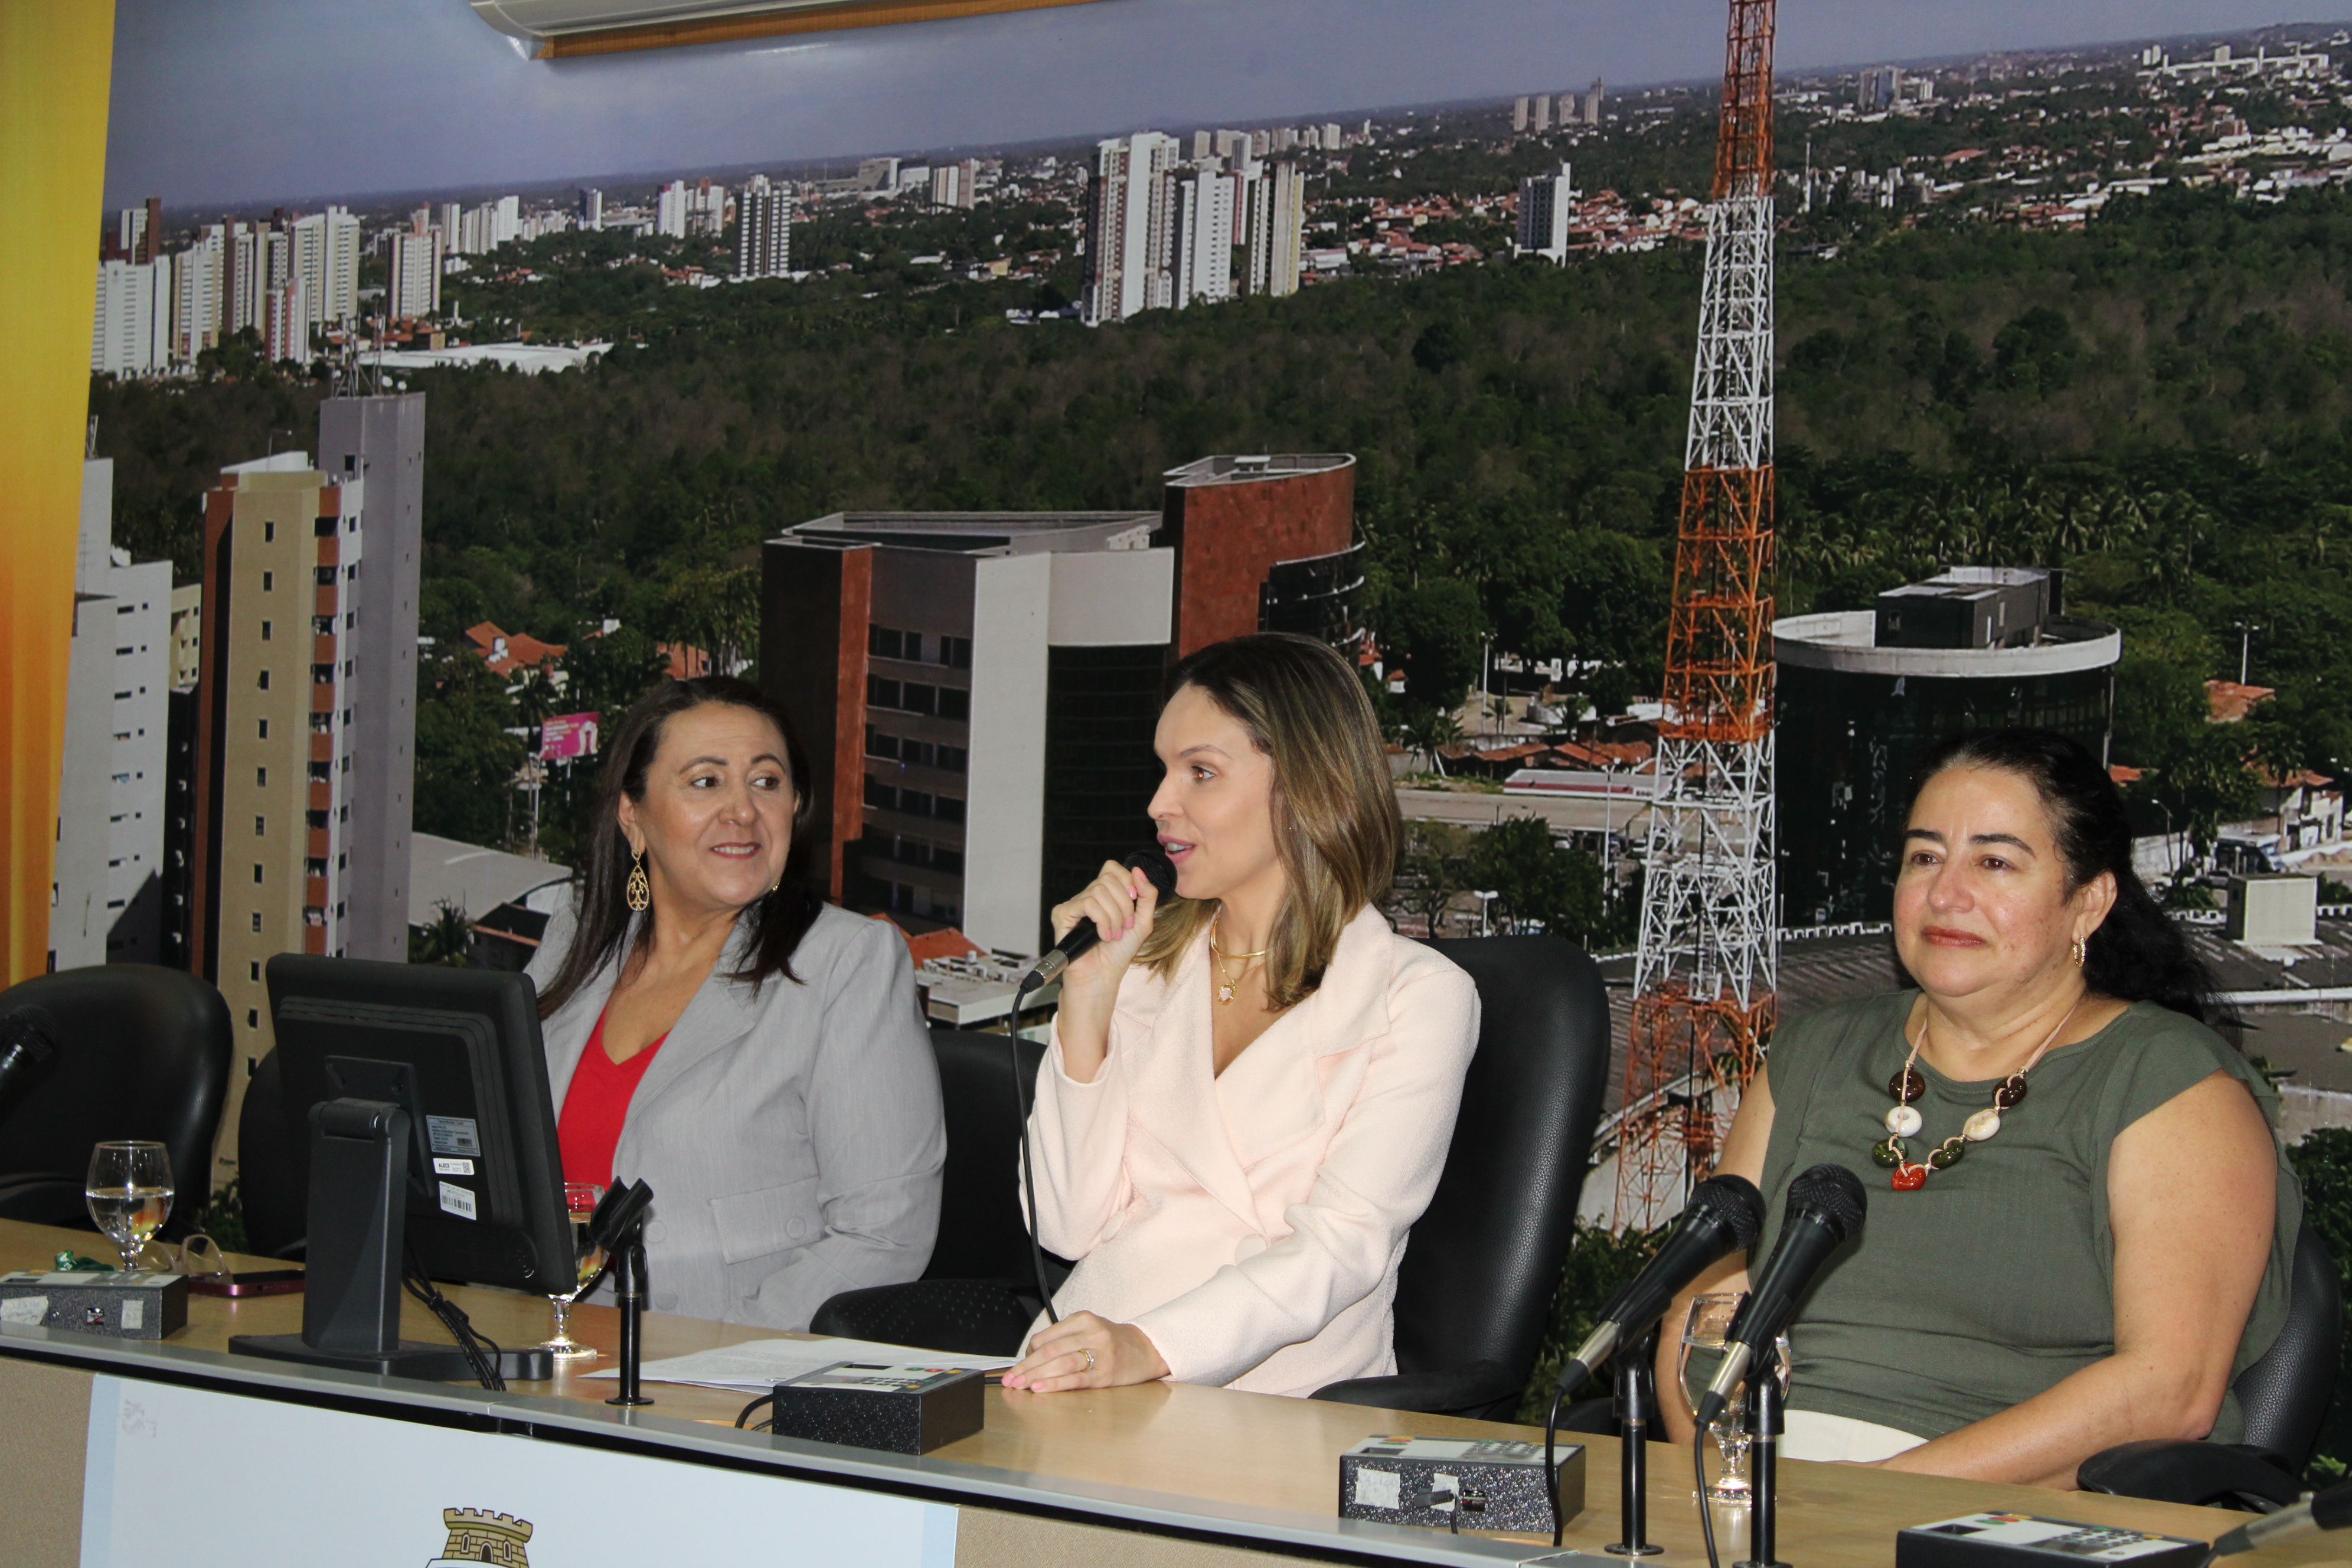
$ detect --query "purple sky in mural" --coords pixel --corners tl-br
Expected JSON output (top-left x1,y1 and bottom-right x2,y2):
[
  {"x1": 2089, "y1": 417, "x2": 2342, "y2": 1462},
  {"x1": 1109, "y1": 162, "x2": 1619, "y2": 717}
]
[{"x1": 106, "y1": 0, "x2": 2352, "y2": 208}]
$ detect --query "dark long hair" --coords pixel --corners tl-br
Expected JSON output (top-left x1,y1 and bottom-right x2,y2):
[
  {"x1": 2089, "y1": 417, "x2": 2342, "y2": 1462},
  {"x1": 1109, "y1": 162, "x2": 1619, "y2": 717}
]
[
  {"x1": 535, "y1": 677, "x2": 822, "y2": 1020},
  {"x1": 1907, "y1": 728, "x2": 2213, "y2": 1023}
]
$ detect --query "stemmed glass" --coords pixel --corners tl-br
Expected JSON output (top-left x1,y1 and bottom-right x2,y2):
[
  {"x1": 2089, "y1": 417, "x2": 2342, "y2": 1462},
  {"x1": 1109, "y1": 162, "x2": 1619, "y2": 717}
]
[
  {"x1": 1678, "y1": 1292, "x2": 1792, "y2": 1505},
  {"x1": 86, "y1": 1142, "x2": 174, "y2": 1271},
  {"x1": 540, "y1": 1181, "x2": 606, "y2": 1361}
]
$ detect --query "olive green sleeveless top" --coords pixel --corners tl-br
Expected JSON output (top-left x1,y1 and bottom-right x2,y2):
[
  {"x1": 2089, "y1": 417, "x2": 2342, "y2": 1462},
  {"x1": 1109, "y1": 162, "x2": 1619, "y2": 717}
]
[{"x1": 1755, "y1": 992, "x2": 2301, "y2": 1443}]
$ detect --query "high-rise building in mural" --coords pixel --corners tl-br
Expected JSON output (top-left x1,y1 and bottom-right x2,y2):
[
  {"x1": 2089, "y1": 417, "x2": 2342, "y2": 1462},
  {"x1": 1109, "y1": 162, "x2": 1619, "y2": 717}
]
[
  {"x1": 289, "y1": 206, "x2": 360, "y2": 327},
  {"x1": 92, "y1": 259, "x2": 172, "y2": 375},
  {"x1": 50, "y1": 460, "x2": 172, "y2": 971},
  {"x1": 1517, "y1": 163, "x2": 1576, "y2": 260},
  {"x1": 1170, "y1": 165, "x2": 1234, "y2": 308},
  {"x1": 656, "y1": 179, "x2": 690, "y2": 239},
  {"x1": 736, "y1": 175, "x2": 792, "y2": 279},
  {"x1": 1243, "y1": 161, "x2": 1304, "y2": 299},
  {"x1": 1082, "y1": 131, "x2": 1180, "y2": 324},
  {"x1": 187, "y1": 394, "x2": 423, "y2": 1172},
  {"x1": 388, "y1": 229, "x2": 442, "y2": 320}
]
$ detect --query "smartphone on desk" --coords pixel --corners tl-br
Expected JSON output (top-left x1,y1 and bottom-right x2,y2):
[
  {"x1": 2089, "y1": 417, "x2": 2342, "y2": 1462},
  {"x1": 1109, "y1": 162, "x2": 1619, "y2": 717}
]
[{"x1": 188, "y1": 1269, "x2": 305, "y2": 1298}]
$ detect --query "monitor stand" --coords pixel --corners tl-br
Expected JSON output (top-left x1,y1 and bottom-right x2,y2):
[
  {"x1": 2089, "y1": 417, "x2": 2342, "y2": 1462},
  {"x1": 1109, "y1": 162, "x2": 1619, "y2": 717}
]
[{"x1": 230, "y1": 1096, "x2": 551, "y2": 1383}]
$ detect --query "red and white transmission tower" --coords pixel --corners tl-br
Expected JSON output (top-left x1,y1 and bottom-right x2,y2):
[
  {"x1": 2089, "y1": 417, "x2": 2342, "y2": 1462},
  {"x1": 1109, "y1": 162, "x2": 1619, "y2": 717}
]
[{"x1": 1616, "y1": 0, "x2": 1779, "y2": 1229}]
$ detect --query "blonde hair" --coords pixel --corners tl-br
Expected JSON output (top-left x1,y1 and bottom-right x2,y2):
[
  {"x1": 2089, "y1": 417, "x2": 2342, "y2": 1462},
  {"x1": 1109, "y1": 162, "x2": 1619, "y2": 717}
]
[{"x1": 1136, "y1": 633, "x2": 1400, "y2": 1009}]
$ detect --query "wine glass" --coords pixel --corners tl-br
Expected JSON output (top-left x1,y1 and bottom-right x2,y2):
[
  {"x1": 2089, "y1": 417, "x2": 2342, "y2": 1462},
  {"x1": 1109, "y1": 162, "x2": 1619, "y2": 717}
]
[
  {"x1": 540, "y1": 1182, "x2": 606, "y2": 1361},
  {"x1": 86, "y1": 1142, "x2": 174, "y2": 1271},
  {"x1": 1678, "y1": 1292, "x2": 1792, "y2": 1505}
]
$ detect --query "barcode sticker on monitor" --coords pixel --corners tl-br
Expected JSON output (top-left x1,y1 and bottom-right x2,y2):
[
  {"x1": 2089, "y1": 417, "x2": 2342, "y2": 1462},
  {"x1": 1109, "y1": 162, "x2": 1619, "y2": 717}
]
[
  {"x1": 426, "y1": 1116, "x2": 481, "y2": 1157},
  {"x1": 438, "y1": 1182, "x2": 478, "y2": 1221},
  {"x1": 433, "y1": 1157, "x2": 473, "y2": 1175}
]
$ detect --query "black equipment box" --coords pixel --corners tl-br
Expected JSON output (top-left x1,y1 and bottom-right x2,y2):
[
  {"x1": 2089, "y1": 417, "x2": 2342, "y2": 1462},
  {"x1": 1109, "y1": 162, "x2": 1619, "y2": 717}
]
[
  {"x1": 1898, "y1": 1514, "x2": 2210, "y2": 1568},
  {"x1": 767, "y1": 1363, "x2": 985, "y2": 1455},
  {"x1": 1339, "y1": 1435, "x2": 1587, "y2": 1535},
  {"x1": 0, "y1": 1270, "x2": 188, "y2": 1340}
]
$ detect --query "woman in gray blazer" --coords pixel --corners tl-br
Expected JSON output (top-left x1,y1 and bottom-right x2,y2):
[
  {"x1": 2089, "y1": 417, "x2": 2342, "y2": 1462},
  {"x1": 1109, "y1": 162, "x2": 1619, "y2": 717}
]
[{"x1": 527, "y1": 677, "x2": 943, "y2": 1328}]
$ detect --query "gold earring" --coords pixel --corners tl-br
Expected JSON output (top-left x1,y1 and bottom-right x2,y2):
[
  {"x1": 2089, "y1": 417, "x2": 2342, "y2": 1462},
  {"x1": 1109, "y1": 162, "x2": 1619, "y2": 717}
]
[
  {"x1": 626, "y1": 850, "x2": 651, "y2": 913},
  {"x1": 2070, "y1": 935, "x2": 2088, "y2": 968}
]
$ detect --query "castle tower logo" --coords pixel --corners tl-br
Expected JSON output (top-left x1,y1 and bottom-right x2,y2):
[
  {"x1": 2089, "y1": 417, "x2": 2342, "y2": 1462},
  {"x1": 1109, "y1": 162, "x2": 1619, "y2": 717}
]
[{"x1": 427, "y1": 1507, "x2": 534, "y2": 1567}]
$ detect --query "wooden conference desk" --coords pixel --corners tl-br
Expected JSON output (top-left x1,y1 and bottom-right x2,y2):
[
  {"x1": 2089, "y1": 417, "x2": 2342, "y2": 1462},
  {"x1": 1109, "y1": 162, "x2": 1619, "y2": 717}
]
[{"x1": 0, "y1": 1219, "x2": 2335, "y2": 1568}]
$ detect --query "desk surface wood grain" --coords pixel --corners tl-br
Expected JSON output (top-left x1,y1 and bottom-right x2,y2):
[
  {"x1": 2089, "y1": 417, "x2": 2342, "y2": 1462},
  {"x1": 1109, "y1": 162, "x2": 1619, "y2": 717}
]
[{"x1": 8, "y1": 1221, "x2": 2344, "y2": 1567}]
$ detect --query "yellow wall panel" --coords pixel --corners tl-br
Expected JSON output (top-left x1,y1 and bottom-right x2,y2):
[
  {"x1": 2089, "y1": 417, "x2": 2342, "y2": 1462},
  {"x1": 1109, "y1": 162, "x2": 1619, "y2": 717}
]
[{"x1": 0, "y1": 0, "x2": 117, "y2": 984}]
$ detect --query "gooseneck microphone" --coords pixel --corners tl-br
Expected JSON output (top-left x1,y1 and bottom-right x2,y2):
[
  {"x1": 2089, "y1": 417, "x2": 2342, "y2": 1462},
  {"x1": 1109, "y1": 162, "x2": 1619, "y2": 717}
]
[
  {"x1": 1693, "y1": 1163, "x2": 1867, "y2": 1431},
  {"x1": 2211, "y1": 1478, "x2": 2352, "y2": 1557},
  {"x1": 1554, "y1": 1174, "x2": 1765, "y2": 1397},
  {"x1": 1016, "y1": 849, "x2": 1179, "y2": 996},
  {"x1": 0, "y1": 1005, "x2": 58, "y2": 1115}
]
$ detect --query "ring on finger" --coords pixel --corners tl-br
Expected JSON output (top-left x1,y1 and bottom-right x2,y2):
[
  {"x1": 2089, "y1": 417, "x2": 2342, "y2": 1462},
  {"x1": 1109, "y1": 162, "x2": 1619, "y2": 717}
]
[{"x1": 1082, "y1": 1348, "x2": 1097, "y2": 1374}]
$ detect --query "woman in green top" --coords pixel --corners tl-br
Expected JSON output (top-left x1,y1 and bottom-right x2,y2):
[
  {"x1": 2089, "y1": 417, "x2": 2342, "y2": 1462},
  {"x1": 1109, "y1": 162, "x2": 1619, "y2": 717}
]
[{"x1": 1658, "y1": 729, "x2": 2299, "y2": 1487}]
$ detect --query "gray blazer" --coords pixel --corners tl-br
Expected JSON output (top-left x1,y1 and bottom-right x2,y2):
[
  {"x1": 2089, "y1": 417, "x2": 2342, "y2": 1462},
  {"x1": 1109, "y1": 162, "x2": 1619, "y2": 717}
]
[{"x1": 527, "y1": 897, "x2": 944, "y2": 1329}]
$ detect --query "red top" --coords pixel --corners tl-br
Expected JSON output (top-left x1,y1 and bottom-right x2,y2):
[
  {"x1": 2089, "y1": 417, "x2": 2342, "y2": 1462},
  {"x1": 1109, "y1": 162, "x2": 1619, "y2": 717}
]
[{"x1": 557, "y1": 1010, "x2": 668, "y2": 1191}]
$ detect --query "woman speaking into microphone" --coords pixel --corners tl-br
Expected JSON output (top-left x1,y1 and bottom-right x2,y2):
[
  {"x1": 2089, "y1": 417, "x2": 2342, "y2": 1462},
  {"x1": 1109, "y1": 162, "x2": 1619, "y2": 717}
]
[{"x1": 1001, "y1": 633, "x2": 1481, "y2": 1397}]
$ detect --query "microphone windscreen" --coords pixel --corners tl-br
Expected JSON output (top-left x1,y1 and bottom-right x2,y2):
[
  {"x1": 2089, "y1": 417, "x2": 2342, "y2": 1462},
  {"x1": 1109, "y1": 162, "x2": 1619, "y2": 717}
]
[
  {"x1": 1786, "y1": 1163, "x2": 1867, "y2": 1243},
  {"x1": 1123, "y1": 848, "x2": 1178, "y2": 899},
  {"x1": 1690, "y1": 1174, "x2": 1766, "y2": 1252}
]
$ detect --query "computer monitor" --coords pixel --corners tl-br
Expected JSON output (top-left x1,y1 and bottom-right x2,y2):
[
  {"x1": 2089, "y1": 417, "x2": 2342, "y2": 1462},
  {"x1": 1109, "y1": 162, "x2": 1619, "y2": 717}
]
[{"x1": 228, "y1": 955, "x2": 569, "y2": 1381}]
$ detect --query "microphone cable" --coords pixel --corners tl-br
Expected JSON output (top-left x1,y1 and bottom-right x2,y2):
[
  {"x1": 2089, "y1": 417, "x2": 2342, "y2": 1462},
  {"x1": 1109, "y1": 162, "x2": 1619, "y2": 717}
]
[
  {"x1": 1696, "y1": 1423, "x2": 1723, "y2": 1568},
  {"x1": 1544, "y1": 1384, "x2": 1567, "y2": 1547},
  {"x1": 1008, "y1": 1018, "x2": 1059, "y2": 1326}
]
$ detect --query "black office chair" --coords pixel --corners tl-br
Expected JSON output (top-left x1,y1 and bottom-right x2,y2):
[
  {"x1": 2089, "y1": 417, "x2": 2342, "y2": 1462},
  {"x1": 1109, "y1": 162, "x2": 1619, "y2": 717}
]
[
  {"x1": 809, "y1": 1028, "x2": 1064, "y2": 1355},
  {"x1": 2077, "y1": 1217, "x2": 2344, "y2": 1511},
  {"x1": 1311, "y1": 935, "x2": 1613, "y2": 1420},
  {"x1": 818, "y1": 935, "x2": 1615, "y2": 1401},
  {"x1": 235, "y1": 1049, "x2": 307, "y2": 1259},
  {"x1": 0, "y1": 965, "x2": 233, "y2": 1237}
]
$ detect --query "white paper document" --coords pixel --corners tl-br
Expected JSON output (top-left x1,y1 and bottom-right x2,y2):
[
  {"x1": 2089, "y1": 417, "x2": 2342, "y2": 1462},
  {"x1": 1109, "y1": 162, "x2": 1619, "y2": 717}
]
[{"x1": 582, "y1": 1337, "x2": 1012, "y2": 1390}]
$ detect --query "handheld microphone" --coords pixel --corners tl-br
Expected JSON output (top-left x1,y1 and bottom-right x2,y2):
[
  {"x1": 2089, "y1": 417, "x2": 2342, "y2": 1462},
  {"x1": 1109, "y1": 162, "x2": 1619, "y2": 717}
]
[
  {"x1": 2211, "y1": 1477, "x2": 2352, "y2": 1557},
  {"x1": 0, "y1": 1005, "x2": 58, "y2": 1112},
  {"x1": 1016, "y1": 849, "x2": 1178, "y2": 996},
  {"x1": 1693, "y1": 1163, "x2": 1866, "y2": 1430},
  {"x1": 1554, "y1": 1174, "x2": 1765, "y2": 1397}
]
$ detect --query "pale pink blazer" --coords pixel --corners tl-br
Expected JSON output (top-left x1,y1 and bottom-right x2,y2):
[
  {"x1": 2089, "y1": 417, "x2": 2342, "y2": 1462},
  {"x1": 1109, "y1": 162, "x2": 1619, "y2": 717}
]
[{"x1": 1025, "y1": 905, "x2": 1480, "y2": 1396}]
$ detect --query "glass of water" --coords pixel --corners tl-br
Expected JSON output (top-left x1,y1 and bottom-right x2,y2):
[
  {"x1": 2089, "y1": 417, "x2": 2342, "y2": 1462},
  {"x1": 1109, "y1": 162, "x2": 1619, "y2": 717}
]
[
  {"x1": 86, "y1": 1141, "x2": 174, "y2": 1270},
  {"x1": 1678, "y1": 1292, "x2": 1791, "y2": 1505},
  {"x1": 540, "y1": 1182, "x2": 606, "y2": 1361}
]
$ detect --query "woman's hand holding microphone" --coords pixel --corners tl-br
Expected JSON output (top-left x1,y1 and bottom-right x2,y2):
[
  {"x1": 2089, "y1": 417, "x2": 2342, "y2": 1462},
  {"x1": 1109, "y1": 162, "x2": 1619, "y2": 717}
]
[{"x1": 1048, "y1": 859, "x2": 1161, "y2": 1083}]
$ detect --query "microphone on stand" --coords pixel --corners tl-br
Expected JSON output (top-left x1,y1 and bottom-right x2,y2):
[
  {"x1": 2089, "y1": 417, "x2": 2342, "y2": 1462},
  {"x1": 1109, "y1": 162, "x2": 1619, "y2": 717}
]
[
  {"x1": 2211, "y1": 1478, "x2": 2352, "y2": 1557},
  {"x1": 1554, "y1": 1174, "x2": 1766, "y2": 1397},
  {"x1": 1693, "y1": 1163, "x2": 1867, "y2": 1431},
  {"x1": 0, "y1": 1005, "x2": 58, "y2": 1116},
  {"x1": 1016, "y1": 850, "x2": 1179, "y2": 997}
]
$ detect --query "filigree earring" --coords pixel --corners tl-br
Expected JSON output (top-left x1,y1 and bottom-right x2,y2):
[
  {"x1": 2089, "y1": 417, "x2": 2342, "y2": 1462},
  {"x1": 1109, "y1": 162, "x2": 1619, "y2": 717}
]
[
  {"x1": 2070, "y1": 935, "x2": 2087, "y2": 967},
  {"x1": 626, "y1": 850, "x2": 651, "y2": 912}
]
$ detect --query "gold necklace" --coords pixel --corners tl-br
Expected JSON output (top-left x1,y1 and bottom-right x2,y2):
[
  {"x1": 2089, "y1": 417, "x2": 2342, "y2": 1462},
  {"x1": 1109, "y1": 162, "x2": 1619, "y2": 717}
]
[{"x1": 1208, "y1": 917, "x2": 1269, "y2": 1006}]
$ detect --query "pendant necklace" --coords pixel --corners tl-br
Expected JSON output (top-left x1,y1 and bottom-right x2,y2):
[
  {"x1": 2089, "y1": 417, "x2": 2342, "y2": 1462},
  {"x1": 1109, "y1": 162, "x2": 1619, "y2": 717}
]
[
  {"x1": 1208, "y1": 917, "x2": 1269, "y2": 1006},
  {"x1": 1873, "y1": 993, "x2": 2083, "y2": 1191}
]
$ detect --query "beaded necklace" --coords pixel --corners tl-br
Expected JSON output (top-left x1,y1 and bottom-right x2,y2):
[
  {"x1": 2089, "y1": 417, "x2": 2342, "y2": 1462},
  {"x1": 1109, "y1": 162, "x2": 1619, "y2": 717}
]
[{"x1": 1872, "y1": 995, "x2": 2083, "y2": 1191}]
